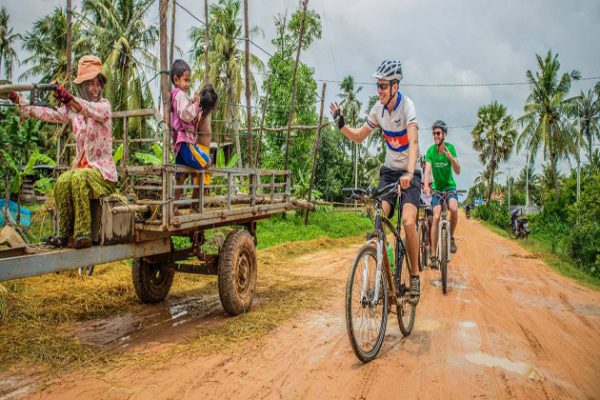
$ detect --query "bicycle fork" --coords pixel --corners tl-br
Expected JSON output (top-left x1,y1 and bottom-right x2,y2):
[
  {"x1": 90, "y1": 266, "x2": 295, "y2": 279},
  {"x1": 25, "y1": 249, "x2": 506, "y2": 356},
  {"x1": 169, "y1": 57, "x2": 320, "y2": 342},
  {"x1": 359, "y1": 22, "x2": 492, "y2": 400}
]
[{"x1": 361, "y1": 238, "x2": 396, "y2": 307}]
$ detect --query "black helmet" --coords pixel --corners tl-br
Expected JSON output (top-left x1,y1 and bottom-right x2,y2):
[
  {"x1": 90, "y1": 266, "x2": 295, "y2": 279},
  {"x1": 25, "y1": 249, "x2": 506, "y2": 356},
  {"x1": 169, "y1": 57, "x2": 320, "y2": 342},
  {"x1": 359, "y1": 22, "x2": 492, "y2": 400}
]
[{"x1": 431, "y1": 120, "x2": 448, "y2": 133}]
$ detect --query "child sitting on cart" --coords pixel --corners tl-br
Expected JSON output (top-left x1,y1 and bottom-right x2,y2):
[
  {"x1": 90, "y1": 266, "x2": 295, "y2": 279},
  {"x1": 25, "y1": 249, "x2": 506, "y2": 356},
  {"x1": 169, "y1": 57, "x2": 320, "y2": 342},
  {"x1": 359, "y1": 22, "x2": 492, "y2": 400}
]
[{"x1": 170, "y1": 59, "x2": 218, "y2": 212}]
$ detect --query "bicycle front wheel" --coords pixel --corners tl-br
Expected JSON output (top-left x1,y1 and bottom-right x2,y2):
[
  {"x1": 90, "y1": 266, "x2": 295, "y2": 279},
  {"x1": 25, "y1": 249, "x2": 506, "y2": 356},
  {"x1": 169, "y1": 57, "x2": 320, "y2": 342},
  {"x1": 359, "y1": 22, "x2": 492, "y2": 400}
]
[
  {"x1": 345, "y1": 244, "x2": 389, "y2": 363},
  {"x1": 441, "y1": 227, "x2": 448, "y2": 294},
  {"x1": 397, "y1": 240, "x2": 416, "y2": 336}
]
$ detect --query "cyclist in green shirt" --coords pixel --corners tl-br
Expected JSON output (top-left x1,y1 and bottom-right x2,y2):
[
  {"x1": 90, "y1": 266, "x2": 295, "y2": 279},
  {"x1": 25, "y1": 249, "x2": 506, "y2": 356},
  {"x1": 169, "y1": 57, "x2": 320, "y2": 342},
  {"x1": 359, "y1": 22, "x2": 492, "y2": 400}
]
[{"x1": 423, "y1": 120, "x2": 461, "y2": 264}]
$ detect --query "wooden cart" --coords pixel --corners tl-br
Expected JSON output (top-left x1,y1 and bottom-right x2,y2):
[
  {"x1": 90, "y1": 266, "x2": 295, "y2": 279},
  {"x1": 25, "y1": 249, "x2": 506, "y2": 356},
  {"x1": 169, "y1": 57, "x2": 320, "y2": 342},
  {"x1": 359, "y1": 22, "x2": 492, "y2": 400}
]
[{"x1": 0, "y1": 106, "x2": 299, "y2": 315}]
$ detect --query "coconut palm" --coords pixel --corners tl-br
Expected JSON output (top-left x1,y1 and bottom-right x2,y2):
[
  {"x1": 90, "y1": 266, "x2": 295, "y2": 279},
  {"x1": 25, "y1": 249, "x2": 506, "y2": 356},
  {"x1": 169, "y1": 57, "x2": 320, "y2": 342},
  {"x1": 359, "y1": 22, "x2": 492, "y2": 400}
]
[
  {"x1": 81, "y1": 0, "x2": 158, "y2": 116},
  {"x1": 20, "y1": 7, "x2": 91, "y2": 84},
  {"x1": 338, "y1": 75, "x2": 362, "y2": 187},
  {"x1": 472, "y1": 101, "x2": 517, "y2": 203},
  {"x1": 516, "y1": 50, "x2": 581, "y2": 192},
  {"x1": 0, "y1": 7, "x2": 21, "y2": 80},
  {"x1": 189, "y1": 0, "x2": 265, "y2": 165},
  {"x1": 574, "y1": 89, "x2": 600, "y2": 162}
]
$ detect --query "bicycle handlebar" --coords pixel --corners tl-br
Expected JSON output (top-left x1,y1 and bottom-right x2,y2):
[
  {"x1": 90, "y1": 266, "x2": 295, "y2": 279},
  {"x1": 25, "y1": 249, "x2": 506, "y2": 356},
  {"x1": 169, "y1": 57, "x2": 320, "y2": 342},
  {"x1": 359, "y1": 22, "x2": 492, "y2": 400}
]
[{"x1": 342, "y1": 181, "x2": 399, "y2": 202}]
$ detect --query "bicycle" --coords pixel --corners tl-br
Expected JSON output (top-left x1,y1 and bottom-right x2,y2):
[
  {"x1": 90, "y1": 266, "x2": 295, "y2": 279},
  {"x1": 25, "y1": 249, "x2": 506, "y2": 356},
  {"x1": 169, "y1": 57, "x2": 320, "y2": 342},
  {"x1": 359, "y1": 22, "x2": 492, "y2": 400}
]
[
  {"x1": 344, "y1": 181, "x2": 416, "y2": 363},
  {"x1": 431, "y1": 190, "x2": 463, "y2": 294},
  {"x1": 417, "y1": 201, "x2": 431, "y2": 272}
]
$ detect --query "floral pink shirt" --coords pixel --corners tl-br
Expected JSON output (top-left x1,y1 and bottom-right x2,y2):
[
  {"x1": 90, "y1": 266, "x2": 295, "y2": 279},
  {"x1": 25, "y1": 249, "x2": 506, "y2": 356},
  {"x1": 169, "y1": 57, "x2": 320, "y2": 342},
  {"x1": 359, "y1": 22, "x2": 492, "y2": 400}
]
[
  {"x1": 17, "y1": 95, "x2": 118, "y2": 182},
  {"x1": 170, "y1": 88, "x2": 200, "y2": 155}
]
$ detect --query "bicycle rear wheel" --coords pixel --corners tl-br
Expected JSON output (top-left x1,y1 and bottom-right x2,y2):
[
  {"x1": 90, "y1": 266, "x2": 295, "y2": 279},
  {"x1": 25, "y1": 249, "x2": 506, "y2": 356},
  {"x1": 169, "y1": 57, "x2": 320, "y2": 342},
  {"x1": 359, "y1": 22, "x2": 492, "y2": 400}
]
[
  {"x1": 441, "y1": 227, "x2": 448, "y2": 294},
  {"x1": 396, "y1": 240, "x2": 416, "y2": 336},
  {"x1": 345, "y1": 244, "x2": 389, "y2": 363},
  {"x1": 417, "y1": 221, "x2": 427, "y2": 272}
]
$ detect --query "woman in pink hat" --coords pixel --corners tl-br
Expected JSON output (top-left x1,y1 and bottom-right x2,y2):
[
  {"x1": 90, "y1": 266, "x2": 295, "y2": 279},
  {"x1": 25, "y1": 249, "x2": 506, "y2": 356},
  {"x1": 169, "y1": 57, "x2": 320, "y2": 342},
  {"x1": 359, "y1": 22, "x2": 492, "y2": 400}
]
[{"x1": 9, "y1": 55, "x2": 117, "y2": 249}]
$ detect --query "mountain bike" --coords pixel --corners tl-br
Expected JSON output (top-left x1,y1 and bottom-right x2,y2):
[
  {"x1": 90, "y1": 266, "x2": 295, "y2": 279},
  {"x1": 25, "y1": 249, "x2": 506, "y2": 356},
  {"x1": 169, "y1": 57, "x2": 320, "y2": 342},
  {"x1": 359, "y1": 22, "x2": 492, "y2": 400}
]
[
  {"x1": 431, "y1": 190, "x2": 459, "y2": 294},
  {"x1": 344, "y1": 182, "x2": 416, "y2": 363}
]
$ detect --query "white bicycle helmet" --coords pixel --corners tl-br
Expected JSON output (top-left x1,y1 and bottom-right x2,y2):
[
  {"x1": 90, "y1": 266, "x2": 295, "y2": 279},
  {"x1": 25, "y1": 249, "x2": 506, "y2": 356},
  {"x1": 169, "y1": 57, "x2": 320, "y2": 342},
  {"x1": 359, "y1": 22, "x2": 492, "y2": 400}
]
[{"x1": 372, "y1": 60, "x2": 403, "y2": 82}]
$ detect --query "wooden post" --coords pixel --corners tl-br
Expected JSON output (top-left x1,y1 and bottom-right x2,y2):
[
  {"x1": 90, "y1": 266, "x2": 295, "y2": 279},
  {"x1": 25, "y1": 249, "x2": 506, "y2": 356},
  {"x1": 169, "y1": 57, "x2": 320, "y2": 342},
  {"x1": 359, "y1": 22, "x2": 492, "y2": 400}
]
[
  {"x1": 304, "y1": 82, "x2": 326, "y2": 225},
  {"x1": 204, "y1": 0, "x2": 210, "y2": 84},
  {"x1": 283, "y1": 0, "x2": 308, "y2": 171},
  {"x1": 255, "y1": 74, "x2": 271, "y2": 167},
  {"x1": 243, "y1": 0, "x2": 253, "y2": 167},
  {"x1": 159, "y1": 0, "x2": 171, "y2": 228},
  {"x1": 66, "y1": 0, "x2": 72, "y2": 87},
  {"x1": 169, "y1": 0, "x2": 176, "y2": 66}
]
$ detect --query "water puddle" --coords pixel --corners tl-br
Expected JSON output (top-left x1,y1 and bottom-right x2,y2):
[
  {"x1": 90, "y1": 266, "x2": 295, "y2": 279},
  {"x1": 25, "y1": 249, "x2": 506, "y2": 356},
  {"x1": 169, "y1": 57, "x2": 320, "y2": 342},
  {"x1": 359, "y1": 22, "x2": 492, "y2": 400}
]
[
  {"x1": 73, "y1": 294, "x2": 226, "y2": 351},
  {"x1": 459, "y1": 320, "x2": 477, "y2": 329},
  {"x1": 574, "y1": 303, "x2": 600, "y2": 317},
  {"x1": 466, "y1": 352, "x2": 543, "y2": 381},
  {"x1": 431, "y1": 278, "x2": 468, "y2": 290}
]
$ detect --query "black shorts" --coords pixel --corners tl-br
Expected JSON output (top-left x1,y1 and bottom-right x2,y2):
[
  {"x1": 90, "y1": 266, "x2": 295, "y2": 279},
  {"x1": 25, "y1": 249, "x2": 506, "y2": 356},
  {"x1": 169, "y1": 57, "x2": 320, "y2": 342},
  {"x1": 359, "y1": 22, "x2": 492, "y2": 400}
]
[{"x1": 378, "y1": 166, "x2": 421, "y2": 218}]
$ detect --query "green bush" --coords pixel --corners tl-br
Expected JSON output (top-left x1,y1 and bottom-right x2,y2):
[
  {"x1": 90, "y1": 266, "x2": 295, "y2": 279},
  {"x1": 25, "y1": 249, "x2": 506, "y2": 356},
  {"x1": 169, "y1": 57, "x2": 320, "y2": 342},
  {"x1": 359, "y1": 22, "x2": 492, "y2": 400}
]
[{"x1": 473, "y1": 201, "x2": 509, "y2": 229}]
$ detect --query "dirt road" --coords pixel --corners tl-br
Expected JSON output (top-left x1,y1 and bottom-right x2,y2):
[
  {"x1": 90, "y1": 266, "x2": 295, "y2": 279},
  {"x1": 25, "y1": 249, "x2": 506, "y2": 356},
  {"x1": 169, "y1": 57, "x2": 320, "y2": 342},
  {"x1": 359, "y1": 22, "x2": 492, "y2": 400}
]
[{"x1": 16, "y1": 216, "x2": 600, "y2": 399}]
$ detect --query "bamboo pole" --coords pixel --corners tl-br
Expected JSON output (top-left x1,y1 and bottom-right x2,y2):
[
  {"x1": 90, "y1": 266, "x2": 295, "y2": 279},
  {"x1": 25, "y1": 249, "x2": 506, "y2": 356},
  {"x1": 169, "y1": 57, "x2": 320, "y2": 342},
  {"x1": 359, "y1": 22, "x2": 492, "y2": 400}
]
[
  {"x1": 204, "y1": 0, "x2": 210, "y2": 84},
  {"x1": 159, "y1": 0, "x2": 171, "y2": 228},
  {"x1": 304, "y1": 82, "x2": 326, "y2": 225},
  {"x1": 66, "y1": 0, "x2": 72, "y2": 87},
  {"x1": 255, "y1": 75, "x2": 271, "y2": 167},
  {"x1": 283, "y1": 0, "x2": 308, "y2": 171},
  {"x1": 169, "y1": 0, "x2": 176, "y2": 66},
  {"x1": 243, "y1": 0, "x2": 253, "y2": 167}
]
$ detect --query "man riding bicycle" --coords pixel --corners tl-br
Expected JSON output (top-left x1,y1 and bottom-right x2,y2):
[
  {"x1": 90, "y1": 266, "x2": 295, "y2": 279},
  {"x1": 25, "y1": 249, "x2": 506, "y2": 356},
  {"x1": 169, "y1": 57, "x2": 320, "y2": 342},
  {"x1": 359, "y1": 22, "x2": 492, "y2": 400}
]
[
  {"x1": 330, "y1": 60, "x2": 422, "y2": 304},
  {"x1": 423, "y1": 120, "x2": 461, "y2": 266}
]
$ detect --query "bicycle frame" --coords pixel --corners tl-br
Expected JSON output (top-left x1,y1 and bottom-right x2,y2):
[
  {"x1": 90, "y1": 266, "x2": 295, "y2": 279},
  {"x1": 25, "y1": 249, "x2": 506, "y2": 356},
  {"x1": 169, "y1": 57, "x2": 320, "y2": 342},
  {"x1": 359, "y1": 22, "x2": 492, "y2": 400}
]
[{"x1": 362, "y1": 193, "x2": 407, "y2": 308}]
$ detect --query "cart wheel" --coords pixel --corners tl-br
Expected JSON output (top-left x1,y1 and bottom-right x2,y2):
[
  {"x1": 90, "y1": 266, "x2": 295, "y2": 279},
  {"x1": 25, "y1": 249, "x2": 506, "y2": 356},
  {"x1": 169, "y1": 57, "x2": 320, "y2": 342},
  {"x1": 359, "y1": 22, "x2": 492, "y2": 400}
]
[
  {"x1": 132, "y1": 257, "x2": 174, "y2": 304},
  {"x1": 218, "y1": 229, "x2": 257, "y2": 316}
]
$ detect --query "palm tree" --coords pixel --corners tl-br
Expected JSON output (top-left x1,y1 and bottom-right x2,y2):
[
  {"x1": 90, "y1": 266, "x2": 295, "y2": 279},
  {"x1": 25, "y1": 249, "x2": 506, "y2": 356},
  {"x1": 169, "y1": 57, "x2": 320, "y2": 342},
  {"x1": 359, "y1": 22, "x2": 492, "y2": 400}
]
[
  {"x1": 575, "y1": 89, "x2": 600, "y2": 162},
  {"x1": 338, "y1": 75, "x2": 362, "y2": 187},
  {"x1": 82, "y1": 0, "x2": 158, "y2": 116},
  {"x1": 189, "y1": 0, "x2": 265, "y2": 166},
  {"x1": 516, "y1": 50, "x2": 581, "y2": 192},
  {"x1": 20, "y1": 7, "x2": 91, "y2": 84},
  {"x1": 0, "y1": 7, "x2": 21, "y2": 80},
  {"x1": 472, "y1": 101, "x2": 517, "y2": 203}
]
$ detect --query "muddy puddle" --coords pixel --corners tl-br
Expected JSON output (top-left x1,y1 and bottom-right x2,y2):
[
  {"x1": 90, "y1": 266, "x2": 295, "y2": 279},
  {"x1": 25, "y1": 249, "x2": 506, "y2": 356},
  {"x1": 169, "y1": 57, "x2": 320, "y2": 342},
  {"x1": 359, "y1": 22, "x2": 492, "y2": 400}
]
[
  {"x1": 71, "y1": 294, "x2": 247, "y2": 352},
  {"x1": 465, "y1": 352, "x2": 544, "y2": 381}
]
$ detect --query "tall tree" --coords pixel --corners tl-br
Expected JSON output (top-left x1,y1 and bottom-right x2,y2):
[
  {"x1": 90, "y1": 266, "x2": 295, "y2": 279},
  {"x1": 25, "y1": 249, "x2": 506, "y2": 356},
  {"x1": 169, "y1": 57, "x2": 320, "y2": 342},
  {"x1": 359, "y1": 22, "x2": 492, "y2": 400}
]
[
  {"x1": 516, "y1": 50, "x2": 581, "y2": 192},
  {"x1": 0, "y1": 7, "x2": 21, "y2": 80},
  {"x1": 82, "y1": 0, "x2": 158, "y2": 115},
  {"x1": 190, "y1": 0, "x2": 265, "y2": 166},
  {"x1": 338, "y1": 75, "x2": 362, "y2": 187},
  {"x1": 575, "y1": 89, "x2": 600, "y2": 162},
  {"x1": 259, "y1": 8, "x2": 321, "y2": 177},
  {"x1": 472, "y1": 101, "x2": 517, "y2": 203},
  {"x1": 20, "y1": 7, "x2": 91, "y2": 84}
]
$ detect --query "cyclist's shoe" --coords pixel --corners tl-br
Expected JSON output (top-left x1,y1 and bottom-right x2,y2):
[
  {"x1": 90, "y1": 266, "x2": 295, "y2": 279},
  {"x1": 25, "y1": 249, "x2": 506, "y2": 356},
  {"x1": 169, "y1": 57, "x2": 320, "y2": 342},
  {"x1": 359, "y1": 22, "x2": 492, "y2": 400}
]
[
  {"x1": 450, "y1": 237, "x2": 457, "y2": 253},
  {"x1": 409, "y1": 275, "x2": 421, "y2": 305}
]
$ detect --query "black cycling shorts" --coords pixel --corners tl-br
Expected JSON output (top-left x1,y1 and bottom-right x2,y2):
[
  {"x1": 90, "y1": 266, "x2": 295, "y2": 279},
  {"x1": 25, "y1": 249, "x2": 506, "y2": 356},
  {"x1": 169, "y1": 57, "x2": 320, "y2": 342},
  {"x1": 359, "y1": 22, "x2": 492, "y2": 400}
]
[{"x1": 378, "y1": 166, "x2": 421, "y2": 218}]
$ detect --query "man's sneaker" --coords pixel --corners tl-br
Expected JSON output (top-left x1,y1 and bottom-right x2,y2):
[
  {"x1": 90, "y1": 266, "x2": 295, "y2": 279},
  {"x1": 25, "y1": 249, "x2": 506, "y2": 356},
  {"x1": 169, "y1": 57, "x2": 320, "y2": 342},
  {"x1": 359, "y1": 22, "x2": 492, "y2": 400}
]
[
  {"x1": 450, "y1": 237, "x2": 457, "y2": 253},
  {"x1": 409, "y1": 275, "x2": 420, "y2": 305}
]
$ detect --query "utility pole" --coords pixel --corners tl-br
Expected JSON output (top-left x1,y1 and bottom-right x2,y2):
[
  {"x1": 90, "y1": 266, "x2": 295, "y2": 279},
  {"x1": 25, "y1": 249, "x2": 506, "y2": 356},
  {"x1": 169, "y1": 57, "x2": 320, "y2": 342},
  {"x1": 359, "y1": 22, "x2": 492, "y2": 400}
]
[
  {"x1": 525, "y1": 153, "x2": 530, "y2": 208},
  {"x1": 283, "y1": 0, "x2": 308, "y2": 171},
  {"x1": 243, "y1": 0, "x2": 253, "y2": 167},
  {"x1": 66, "y1": 0, "x2": 72, "y2": 86},
  {"x1": 507, "y1": 166, "x2": 512, "y2": 211}
]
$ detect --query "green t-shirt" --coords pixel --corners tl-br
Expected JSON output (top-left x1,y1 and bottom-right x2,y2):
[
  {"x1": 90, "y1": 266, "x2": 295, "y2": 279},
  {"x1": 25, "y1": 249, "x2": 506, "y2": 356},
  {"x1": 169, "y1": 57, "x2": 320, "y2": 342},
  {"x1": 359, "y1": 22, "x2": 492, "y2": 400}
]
[{"x1": 425, "y1": 142, "x2": 457, "y2": 191}]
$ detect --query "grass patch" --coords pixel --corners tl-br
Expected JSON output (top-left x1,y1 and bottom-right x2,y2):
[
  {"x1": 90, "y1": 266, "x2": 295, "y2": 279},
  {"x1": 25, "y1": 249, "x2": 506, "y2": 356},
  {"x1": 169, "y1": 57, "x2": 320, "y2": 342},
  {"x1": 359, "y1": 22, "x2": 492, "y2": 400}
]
[
  {"x1": 0, "y1": 233, "x2": 360, "y2": 374},
  {"x1": 478, "y1": 220, "x2": 600, "y2": 291}
]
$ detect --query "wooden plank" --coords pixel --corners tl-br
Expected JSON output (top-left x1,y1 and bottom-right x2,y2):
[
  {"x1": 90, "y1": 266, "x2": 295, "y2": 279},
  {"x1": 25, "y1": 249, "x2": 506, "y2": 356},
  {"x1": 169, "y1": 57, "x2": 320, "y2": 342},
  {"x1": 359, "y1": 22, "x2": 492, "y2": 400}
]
[{"x1": 112, "y1": 108, "x2": 157, "y2": 118}]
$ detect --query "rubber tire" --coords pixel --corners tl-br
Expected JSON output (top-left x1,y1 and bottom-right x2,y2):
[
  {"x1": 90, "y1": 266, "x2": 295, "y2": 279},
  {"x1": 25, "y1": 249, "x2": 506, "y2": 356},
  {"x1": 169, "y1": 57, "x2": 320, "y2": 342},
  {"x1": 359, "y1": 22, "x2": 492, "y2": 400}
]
[
  {"x1": 218, "y1": 229, "x2": 258, "y2": 316},
  {"x1": 132, "y1": 257, "x2": 175, "y2": 304},
  {"x1": 441, "y1": 227, "x2": 448, "y2": 295},
  {"x1": 397, "y1": 239, "x2": 416, "y2": 337},
  {"x1": 417, "y1": 221, "x2": 427, "y2": 272},
  {"x1": 345, "y1": 244, "x2": 388, "y2": 363},
  {"x1": 508, "y1": 223, "x2": 517, "y2": 239}
]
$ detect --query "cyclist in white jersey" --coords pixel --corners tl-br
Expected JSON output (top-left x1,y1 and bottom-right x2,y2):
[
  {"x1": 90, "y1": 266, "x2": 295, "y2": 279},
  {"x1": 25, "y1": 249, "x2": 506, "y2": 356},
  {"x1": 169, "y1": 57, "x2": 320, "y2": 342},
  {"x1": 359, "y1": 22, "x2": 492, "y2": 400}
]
[{"x1": 330, "y1": 60, "x2": 422, "y2": 304}]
